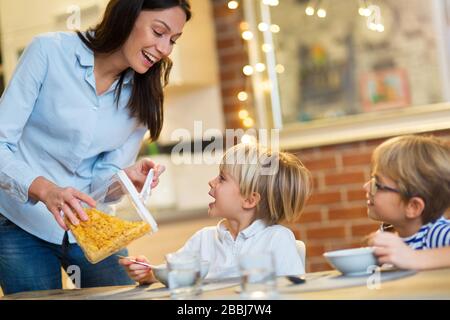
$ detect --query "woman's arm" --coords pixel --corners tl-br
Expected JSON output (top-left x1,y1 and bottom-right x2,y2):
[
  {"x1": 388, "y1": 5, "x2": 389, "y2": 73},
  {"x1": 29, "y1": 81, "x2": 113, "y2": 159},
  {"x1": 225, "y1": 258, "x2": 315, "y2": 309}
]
[
  {"x1": 0, "y1": 37, "x2": 47, "y2": 204},
  {"x1": 28, "y1": 176, "x2": 95, "y2": 230},
  {"x1": 0, "y1": 37, "x2": 95, "y2": 230}
]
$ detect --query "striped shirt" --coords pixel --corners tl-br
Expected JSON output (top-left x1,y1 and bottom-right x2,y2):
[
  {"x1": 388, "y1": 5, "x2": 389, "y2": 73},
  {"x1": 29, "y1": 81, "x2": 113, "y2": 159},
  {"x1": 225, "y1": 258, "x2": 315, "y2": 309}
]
[{"x1": 402, "y1": 217, "x2": 450, "y2": 250}]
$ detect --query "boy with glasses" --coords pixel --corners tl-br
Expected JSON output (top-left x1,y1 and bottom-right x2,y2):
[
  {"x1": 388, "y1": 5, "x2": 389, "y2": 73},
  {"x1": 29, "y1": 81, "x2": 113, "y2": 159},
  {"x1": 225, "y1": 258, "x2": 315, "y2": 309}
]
[{"x1": 365, "y1": 135, "x2": 450, "y2": 270}]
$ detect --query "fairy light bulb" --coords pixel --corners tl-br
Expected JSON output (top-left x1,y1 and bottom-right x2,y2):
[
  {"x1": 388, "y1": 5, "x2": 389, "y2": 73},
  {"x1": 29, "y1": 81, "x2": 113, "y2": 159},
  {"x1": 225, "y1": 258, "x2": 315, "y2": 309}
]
[
  {"x1": 270, "y1": 24, "x2": 280, "y2": 33},
  {"x1": 258, "y1": 22, "x2": 269, "y2": 32},
  {"x1": 239, "y1": 109, "x2": 249, "y2": 119},
  {"x1": 238, "y1": 91, "x2": 248, "y2": 102},
  {"x1": 227, "y1": 1, "x2": 239, "y2": 10},
  {"x1": 275, "y1": 64, "x2": 285, "y2": 74},
  {"x1": 305, "y1": 6, "x2": 315, "y2": 16},
  {"x1": 242, "y1": 30, "x2": 254, "y2": 41},
  {"x1": 265, "y1": 0, "x2": 279, "y2": 6},
  {"x1": 243, "y1": 65, "x2": 254, "y2": 76},
  {"x1": 359, "y1": 7, "x2": 371, "y2": 16},
  {"x1": 243, "y1": 117, "x2": 255, "y2": 128},
  {"x1": 262, "y1": 43, "x2": 272, "y2": 52},
  {"x1": 255, "y1": 63, "x2": 266, "y2": 72},
  {"x1": 241, "y1": 134, "x2": 257, "y2": 145},
  {"x1": 240, "y1": 21, "x2": 249, "y2": 31},
  {"x1": 317, "y1": 8, "x2": 327, "y2": 18}
]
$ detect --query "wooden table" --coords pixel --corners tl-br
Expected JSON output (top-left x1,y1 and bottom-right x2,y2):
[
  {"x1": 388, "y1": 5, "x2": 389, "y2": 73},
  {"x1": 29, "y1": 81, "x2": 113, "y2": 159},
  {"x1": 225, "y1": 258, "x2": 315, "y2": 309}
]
[{"x1": 2, "y1": 268, "x2": 449, "y2": 300}]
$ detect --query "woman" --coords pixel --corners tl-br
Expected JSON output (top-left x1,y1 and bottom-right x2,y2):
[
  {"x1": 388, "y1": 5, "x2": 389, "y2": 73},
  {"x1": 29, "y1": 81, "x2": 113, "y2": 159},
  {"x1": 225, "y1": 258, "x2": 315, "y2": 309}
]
[{"x1": 0, "y1": 0, "x2": 191, "y2": 295}]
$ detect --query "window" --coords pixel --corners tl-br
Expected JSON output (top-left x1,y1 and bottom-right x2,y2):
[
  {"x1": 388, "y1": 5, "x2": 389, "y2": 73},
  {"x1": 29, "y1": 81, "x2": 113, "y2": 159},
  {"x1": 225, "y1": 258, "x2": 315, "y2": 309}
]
[{"x1": 242, "y1": 0, "x2": 450, "y2": 147}]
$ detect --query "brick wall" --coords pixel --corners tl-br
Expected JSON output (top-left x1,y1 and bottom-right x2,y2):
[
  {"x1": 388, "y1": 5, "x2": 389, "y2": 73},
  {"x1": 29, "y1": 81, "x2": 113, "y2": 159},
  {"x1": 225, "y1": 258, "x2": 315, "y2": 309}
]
[
  {"x1": 211, "y1": 1, "x2": 450, "y2": 272},
  {"x1": 212, "y1": 0, "x2": 250, "y2": 129}
]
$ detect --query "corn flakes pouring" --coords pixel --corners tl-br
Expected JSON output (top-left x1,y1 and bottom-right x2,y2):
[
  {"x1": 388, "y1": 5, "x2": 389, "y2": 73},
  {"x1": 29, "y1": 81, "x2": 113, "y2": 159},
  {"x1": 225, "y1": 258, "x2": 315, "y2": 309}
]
[{"x1": 65, "y1": 208, "x2": 151, "y2": 264}]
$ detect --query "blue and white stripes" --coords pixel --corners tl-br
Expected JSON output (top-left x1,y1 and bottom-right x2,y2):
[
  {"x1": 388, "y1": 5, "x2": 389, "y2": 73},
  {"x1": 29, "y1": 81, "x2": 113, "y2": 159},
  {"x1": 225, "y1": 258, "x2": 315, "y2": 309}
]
[{"x1": 403, "y1": 217, "x2": 450, "y2": 250}]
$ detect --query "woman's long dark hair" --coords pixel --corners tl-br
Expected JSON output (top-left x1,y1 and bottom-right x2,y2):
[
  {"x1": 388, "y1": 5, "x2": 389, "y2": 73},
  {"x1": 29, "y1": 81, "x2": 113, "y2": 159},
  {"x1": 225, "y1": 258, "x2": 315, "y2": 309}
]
[{"x1": 77, "y1": 0, "x2": 191, "y2": 141}]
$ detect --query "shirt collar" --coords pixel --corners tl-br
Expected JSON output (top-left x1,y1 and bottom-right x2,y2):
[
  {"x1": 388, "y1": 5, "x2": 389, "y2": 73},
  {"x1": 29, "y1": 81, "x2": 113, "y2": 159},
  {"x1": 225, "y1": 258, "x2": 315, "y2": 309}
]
[
  {"x1": 75, "y1": 36, "x2": 94, "y2": 68},
  {"x1": 216, "y1": 219, "x2": 268, "y2": 241},
  {"x1": 401, "y1": 217, "x2": 446, "y2": 242},
  {"x1": 75, "y1": 33, "x2": 134, "y2": 85}
]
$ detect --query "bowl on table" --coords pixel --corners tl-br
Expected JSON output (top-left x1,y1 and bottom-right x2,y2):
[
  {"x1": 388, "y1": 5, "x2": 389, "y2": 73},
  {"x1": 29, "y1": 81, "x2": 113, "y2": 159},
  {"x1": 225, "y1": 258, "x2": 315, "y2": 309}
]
[
  {"x1": 323, "y1": 247, "x2": 379, "y2": 276},
  {"x1": 153, "y1": 260, "x2": 210, "y2": 287}
]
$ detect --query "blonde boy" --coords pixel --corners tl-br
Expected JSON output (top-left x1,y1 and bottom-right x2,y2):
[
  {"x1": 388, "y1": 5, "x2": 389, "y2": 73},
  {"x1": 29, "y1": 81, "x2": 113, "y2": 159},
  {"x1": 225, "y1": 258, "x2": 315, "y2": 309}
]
[
  {"x1": 365, "y1": 135, "x2": 450, "y2": 270},
  {"x1": 120, "y1": 143, "x2": 312, "y2": 283}
]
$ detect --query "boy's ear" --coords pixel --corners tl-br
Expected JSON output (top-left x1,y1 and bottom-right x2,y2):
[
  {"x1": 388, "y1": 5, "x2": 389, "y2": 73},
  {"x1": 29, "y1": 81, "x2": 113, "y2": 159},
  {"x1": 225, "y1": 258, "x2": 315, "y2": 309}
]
[
  {"x1": 405, "y1": 196, "x2": 425, "y2": 220},
  {"x1": 242, "y1": 192, "x2": 261, "y2": 209}
]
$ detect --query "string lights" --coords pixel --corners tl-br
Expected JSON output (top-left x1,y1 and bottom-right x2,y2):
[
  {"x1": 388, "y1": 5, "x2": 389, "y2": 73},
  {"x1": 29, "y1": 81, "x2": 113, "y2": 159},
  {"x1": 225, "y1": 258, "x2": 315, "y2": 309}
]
[
  {"x1": 305, "y1": 0, "x2": 385, "y2": 32},
  {"x1": 227, "y1": 0, "x2": 282, "y2": 129},
  {"x1": 305, "y1": 0, "x2": 327, "y2": 18},
  {"x1": 226, "y1": 0, "x2": 385, "y2": 129}
]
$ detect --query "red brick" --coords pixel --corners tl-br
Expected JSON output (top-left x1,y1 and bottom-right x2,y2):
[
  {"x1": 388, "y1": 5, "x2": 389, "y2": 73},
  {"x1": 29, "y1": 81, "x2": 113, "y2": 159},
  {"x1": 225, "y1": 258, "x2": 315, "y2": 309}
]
[
  {"x1": 365, "y1": 137, "x2": 391, "y2": 148},
  {"x1": 219, "y1": 69, "x2": 242, "y2": 82},
  {"x1": 221, "y1": 86, "x2": 245, "y2": 98},
  {"x1": 292, "y1": 229, "x2": 304, "y2": 240},
  {"x1": 347, "y1": 189, "x2": 367, "y2": 201},
  {"x1": 217, "y1": 38, "x2": 240, "y2": 50},
  {"x1": 324, "y1": 171, "x2": 365, "y2": 186},
  {"x1": 342, "y1": 152, "x2": 372, "y2": 166},
  {"x1": 301, "y1": 157, "x2": 336, "y2": 171},
  {"x1": 308, "y1": 191, "x2": 341, "y2": 205},
  {"x1": 224, "y1": 118, "x2": 244, "y2": 130},
  {"x1": 351, "y1": 223, "x2": 379, "y2": 237},
  {"x1": 306, "y1": 244, "x2": 325, "y2": 258},
  {"x1": 220, "y1": 51, "x2": 248, "y2": 65},
  {"x1": 297, "y1": 211, "x2": 322, "y2": 224},
  {"x1": 308, "y1": 261, "x2": 333, "y2": 273},
  {"x1": 318, "y1": 141, "x2": 361, "y2": 153},
  {"x1": 306, "y1": 226, "x2": 346, "y2": 240},
  {"x1": 328, "y1": 207, "x2": 368, "y2": 220},
  {"x1": 213, "y1": 3, "x2": 237, "y2": 18}
]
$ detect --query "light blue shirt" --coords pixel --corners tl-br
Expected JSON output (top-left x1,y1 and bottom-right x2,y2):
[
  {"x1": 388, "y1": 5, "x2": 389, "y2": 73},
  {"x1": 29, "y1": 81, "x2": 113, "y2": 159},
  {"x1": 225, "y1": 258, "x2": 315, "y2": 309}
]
[{"x1": 0, "y1": 32, "x2": 147, "y2": 244}]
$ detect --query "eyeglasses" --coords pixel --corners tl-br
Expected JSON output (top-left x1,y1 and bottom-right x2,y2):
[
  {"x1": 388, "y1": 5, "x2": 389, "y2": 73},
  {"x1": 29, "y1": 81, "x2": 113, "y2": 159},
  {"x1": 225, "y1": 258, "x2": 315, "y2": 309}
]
[{"x1": 369, "y1": 177, "x2": 401, "y2": 197}]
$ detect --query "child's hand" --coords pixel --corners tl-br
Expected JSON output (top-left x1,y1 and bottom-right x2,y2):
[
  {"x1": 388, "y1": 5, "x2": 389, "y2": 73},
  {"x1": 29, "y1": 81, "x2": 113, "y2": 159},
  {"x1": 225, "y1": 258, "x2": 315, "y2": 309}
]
[
  {"x1": 368, "y1": 232, "x2": 419, "y2": 270},
  {"x1": 118, "y1": 255, "x2": 157, "y2": 285}
]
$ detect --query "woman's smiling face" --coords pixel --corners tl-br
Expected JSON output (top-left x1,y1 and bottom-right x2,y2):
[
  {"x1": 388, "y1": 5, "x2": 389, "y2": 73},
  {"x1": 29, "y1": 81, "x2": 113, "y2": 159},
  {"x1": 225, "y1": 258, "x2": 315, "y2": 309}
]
[{"x1": 121, "y1": 7, "x2": 187, "y2": 74}]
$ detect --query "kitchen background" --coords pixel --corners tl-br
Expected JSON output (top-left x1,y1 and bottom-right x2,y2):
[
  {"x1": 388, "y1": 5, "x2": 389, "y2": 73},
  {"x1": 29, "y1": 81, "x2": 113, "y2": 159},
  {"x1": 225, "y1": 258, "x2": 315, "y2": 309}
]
[{"x1": 1, "y1": 0, "x2": 450, "y2": 295}]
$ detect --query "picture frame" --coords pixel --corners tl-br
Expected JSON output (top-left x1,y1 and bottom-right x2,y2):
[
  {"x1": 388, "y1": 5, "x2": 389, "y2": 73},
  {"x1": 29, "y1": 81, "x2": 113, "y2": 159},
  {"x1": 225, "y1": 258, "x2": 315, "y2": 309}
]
[{"x1": 360, "y1": 68, "x2": 411, "y2": 112}]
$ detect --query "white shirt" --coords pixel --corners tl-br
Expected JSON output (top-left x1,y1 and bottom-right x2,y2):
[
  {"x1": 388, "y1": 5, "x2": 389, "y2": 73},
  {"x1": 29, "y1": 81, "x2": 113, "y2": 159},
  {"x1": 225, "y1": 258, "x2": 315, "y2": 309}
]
[{"x1": 177, "y1": 219, "x2": 305, "y2": 279}]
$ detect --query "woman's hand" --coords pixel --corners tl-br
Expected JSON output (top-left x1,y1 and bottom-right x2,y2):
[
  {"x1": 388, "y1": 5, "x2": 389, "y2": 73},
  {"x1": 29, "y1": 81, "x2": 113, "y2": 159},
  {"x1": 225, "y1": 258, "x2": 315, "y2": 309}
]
[
  {"x1": 368, "y1": 232, "x2": 419, "y2": 270},
  {"x1": 118, "y1": 255, "x2": 156, "y2": 285},
  {"x1": 29, "y1": 176, "x2": 96, "y2": 231},
  {"x1": 124, "y1": 158, "x2": 166, "y2": 192}
]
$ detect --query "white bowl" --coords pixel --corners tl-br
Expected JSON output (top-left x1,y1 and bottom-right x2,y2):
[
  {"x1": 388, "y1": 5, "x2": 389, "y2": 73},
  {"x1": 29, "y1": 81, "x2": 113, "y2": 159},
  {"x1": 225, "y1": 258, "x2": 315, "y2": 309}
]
[
  {"x1": 323, "y1": 247, "x2": 378, "y2": 276},
  {"x1": 153, "y1": 261, "x2": 210, "y2": 287}
]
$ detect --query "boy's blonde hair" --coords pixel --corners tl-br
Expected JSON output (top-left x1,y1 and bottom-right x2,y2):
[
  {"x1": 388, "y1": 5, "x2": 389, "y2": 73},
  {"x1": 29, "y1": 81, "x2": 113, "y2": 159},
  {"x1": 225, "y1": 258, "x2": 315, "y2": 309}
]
[
  {"x1": 372, "y1": 135, "x2": 450, "y2": 224},
  {"x1": 219, "y1": 143, "x2": 312, "y2": 225}
]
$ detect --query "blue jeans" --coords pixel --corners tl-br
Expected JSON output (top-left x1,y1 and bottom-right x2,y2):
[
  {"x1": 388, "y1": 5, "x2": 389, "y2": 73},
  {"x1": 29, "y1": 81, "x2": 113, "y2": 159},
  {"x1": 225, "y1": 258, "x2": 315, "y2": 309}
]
[{"x1": 0, "y1": 213, "x2": 135, "y2": 295}]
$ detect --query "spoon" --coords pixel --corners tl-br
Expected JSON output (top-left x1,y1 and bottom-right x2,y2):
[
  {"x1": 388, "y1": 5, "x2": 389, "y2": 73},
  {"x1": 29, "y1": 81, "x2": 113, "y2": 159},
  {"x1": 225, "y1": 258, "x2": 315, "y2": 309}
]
[{"x1": 117, "y1": 255, "x2": 156, "y2": 269}]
